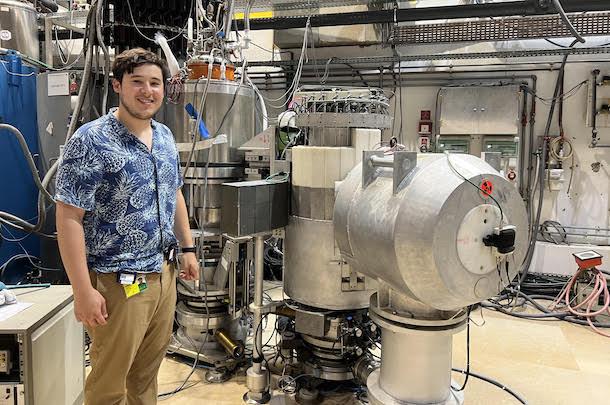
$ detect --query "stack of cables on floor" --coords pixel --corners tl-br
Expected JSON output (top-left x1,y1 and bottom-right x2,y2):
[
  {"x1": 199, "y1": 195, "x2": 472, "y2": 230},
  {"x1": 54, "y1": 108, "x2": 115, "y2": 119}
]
[{"x1": 484, "y1": 271, "x2": 610, "y2": 337}]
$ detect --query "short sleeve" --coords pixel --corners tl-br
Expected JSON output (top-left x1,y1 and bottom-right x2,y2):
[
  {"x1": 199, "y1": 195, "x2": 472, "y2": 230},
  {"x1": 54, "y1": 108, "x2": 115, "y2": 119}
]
[{"x1": 55, "y1": 134, "x2": 104, "y2": 211}]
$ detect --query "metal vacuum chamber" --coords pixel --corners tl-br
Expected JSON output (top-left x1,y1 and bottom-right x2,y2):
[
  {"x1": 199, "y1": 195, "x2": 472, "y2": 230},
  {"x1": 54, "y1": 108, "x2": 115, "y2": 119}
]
[{"x1": 333, "y1": 151, "x2": 528, "y2": 405}]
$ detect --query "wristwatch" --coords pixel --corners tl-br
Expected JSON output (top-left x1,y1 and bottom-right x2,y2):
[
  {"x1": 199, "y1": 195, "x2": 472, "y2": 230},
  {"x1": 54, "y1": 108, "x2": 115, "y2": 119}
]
[{"x1": 181, "y1": 246, "x2": 197, "y2": 254}]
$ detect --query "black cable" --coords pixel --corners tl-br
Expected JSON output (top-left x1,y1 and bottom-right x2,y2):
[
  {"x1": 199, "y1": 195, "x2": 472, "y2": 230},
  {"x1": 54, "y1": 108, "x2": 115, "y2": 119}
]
[
  {"x1": 485, "y1": 291, "x2": 610, "y2": 328},
  {"x1": 159, "y1": 279, "x2": 211, "y2": 399},
  {"x1": 452, "y1": 368, "x2": 528, "y2": 405},
  {"x1": 453, "y1": 306, "x2": 471, "y2": 392},
  {"x1": 253, "y1": 313, "x2": 272, "y2": 385},
  {"x1": 517, "y1": 39, "x2": 578, "y2": 292},
  {"x1": 215, "y1": 79, "x2": 243, "y2": 136}
]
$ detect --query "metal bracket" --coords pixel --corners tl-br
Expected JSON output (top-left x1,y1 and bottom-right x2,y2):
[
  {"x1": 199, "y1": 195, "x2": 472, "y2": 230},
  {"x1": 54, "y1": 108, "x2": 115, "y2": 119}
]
[
  {"x1": 362, "y1": 150, "x2": 417, "y2": 193},
  {"x1": 362, "y1": 150, "x2": 385, "y2": 189},
  {"x1": 392, "y1": 151, "x2": 417, "y2": 194},
  {"x1": 482, "y1": 151, "x2": 502, "y2": 172},
  {"x1": 340, "y1": 260, "x2": 365, "y2": 292}
]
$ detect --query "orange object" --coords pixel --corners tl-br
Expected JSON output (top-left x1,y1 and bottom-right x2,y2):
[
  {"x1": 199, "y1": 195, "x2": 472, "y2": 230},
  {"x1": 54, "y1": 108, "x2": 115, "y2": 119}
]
[
  {"x1": 573, "y1": 251, "x2": 603, "y2": 269},
  {"x1": 480, "y1": 180, "x2": 493, "y2": 197},
  {"x1": 187, "y1": 62, "x2": 236, "y2": 81}
]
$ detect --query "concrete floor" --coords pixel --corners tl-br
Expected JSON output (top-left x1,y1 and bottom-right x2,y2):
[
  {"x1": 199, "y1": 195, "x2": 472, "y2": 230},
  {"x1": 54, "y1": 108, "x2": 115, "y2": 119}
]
[{"x1": 153, "y1": 290, "x2": 610, "y2": 405}]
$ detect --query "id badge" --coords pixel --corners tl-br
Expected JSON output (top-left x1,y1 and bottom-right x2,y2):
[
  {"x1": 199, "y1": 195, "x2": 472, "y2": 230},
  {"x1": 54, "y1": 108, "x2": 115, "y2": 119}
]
[{"x1": 123, "y1": 275, "x2": 147, "y2": 298}]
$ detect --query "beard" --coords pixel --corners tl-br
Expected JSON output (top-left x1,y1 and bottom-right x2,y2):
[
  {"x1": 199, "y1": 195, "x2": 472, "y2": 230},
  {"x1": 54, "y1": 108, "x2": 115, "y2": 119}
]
[{"x1": 119, "y1": 93, "x2": 161, "y2": 120}]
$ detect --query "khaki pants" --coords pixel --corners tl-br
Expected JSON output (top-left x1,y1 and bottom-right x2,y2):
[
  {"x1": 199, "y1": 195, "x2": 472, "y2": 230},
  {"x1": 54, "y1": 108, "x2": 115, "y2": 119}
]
[{"x1": 85, "y1": 262, "x2": 177, "y2": 405}]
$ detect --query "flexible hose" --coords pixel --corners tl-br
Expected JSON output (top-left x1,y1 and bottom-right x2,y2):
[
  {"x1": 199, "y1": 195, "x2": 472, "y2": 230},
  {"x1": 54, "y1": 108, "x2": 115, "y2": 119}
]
[
  {"x1": 0, "y1": 124, "x2": 54, "y2": 203},
  {"x1": 452, "y1": 368, "x2": 528, "y2": 404},
  {"x1": 95, "y1": 0, "x2": 110, "y2": 114},
  {"x1": 518, "y1": 40, "x2": 578, "y2": 289},
  {"x1": 41, "y1": 1, "x2": 97, "y2": 200},
  {"x1": 552, "y1": 0, "x2": 585, "y2": 44}
]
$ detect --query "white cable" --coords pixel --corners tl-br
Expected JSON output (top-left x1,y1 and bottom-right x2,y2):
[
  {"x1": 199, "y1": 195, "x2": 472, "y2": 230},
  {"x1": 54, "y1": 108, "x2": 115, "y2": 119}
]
[{"x1": 258, "y1": 17, "x2": 310, "y2": 108}]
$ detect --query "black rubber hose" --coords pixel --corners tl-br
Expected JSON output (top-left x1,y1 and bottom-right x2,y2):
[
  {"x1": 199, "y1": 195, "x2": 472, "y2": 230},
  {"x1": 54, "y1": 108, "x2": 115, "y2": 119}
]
[{"x1": 452, "y1": 368, "x2": 528, "y2": 405}]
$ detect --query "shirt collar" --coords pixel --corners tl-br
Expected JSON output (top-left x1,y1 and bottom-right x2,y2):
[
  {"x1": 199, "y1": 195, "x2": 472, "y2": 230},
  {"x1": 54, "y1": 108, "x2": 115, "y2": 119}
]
[{"x1": 107, "y1": 107, "x2": 159, "y2": 133}]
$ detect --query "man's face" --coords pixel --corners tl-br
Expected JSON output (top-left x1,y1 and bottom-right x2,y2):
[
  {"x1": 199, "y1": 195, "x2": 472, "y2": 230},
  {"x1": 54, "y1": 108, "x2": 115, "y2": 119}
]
[{"x1": 113, "y1": 64, "x2": 164, "y2": 120}]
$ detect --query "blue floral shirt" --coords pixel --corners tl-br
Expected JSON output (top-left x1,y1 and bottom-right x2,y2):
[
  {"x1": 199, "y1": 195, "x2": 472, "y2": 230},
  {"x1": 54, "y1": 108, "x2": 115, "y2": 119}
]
[{"x1": 55, "y1": 109, "x2": 183, "y2": 273}]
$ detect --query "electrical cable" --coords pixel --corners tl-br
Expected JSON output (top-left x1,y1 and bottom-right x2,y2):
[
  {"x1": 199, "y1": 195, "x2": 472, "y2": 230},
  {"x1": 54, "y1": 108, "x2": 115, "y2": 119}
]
[
  {"x1": 453, "y1": 306, "x2": 471, "y2": 392},
  {"x1": 539, "y1": 220, "x2": 568, "y2": 244},
  {"x1": 445, "y1": 152, "x2": 504, "y2": 226},
  {"x1": 516, "y1": 39, "x2": 579, "y2": 295},
  {"x1": 451, "y1": 368, "x2": 528, "y2": 405},
  {"x1": 550, "y1": 266, "x2": 610, "y2": 337},
  {"x1": 258, "y1": 17, "x2": 310, "y2": 109},
  {"x1": 95, "y1": 0, "x2": 109, "y2": 114},
  {"x1": 0, "y1": 61, "x2": 35, "y2": 77},
  {"x1": 552, "y1": 0, "x2": 585, "y2": 44},
  {"x1": 54, "y1": 10, "x2": 77, "y2": 65},
  {"x1": 159, "y1": 280, "x2": 210, "y2": 399},
  {"x1": 125, "y1": 0, "x2": 194, "y2": 43},
  {"x1": 484, "y1": 290, "x2": 610, "y2": 328},
  {"x1": 522, "y1": 80, "x2": 587, "y2": 106}
]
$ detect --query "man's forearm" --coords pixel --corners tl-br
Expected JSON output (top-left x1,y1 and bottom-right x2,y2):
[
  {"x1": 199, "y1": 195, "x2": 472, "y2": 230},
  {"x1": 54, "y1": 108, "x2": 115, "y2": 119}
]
[
  {"x1": 174, "y1": 189, "x2": 194, "y2": 248},
  {"x1": 56, "y1": 211, "x2": 94, "y2": 296}
]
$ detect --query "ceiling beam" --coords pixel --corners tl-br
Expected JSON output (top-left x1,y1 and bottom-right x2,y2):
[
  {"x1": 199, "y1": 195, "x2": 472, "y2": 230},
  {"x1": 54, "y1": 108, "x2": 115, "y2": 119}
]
[{"x1": 237, "y1": 0, "x2": 610, "y2": 31}]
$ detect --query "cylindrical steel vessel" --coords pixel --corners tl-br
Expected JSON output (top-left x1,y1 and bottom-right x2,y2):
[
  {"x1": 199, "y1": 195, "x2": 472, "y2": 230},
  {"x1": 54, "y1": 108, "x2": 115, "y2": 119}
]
[
  {"x1": 164, "y1": 80, "x2": 255, "y2": 163},
  {"x1": 0, "y1": 1, "x2": 38, "y2": 59},
  {"x1": 163, "y1": 79, "x2": 255, "y2": 226},
  {"x1": 284, "y1": 216, "x2": 376, "y2": 310},
  {"x1": 334, "y1": 153, "x2": 528, "y2": 311}
]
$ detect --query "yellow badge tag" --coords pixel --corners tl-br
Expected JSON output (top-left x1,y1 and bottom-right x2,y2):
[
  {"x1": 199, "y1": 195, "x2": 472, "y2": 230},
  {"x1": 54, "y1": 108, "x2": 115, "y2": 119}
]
[
  {"x1": 123, "y1": 275, "x2": 147, "y2": 298},
  {"x1": 123, "y1": 283, "x2": 140, "y2": 298}
]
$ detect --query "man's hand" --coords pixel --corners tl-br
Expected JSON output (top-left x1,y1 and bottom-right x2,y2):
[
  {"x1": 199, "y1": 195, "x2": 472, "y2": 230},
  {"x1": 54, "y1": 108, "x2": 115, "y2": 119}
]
[
  {"x1": 74, "y1": 288, "x2": 108, "y2": 327},
  {"x1": 179, "y1": 252, "x2": 199, "y2": 280}
]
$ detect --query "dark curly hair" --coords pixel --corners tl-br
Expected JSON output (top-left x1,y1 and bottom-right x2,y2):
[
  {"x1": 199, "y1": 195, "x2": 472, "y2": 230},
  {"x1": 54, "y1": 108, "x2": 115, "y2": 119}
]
[{"x1": 112, "y1": 48, "x2": 169, "y2": 84}]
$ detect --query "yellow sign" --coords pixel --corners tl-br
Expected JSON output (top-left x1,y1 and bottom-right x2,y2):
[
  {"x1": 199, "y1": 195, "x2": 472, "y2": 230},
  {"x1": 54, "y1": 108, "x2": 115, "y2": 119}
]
[{"x1": 233, "y1": 11, "x2": 274, "y2": 20}]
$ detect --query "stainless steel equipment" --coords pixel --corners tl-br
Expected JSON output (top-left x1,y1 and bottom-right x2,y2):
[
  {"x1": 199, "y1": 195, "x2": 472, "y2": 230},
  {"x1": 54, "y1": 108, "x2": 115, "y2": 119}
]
[
  {"x1": 0, "y1": 1, "x2": 38, "y2": 59},
  {"x1": 334, "y1": 151, "x2": 528, "y2": 405},
  {"x1": 163, "y1": 80, "x2": 256, "y2": 228},
  {"x1": 280, "y1": 87, "x2": 392, "y2": 384},
  {"x1": 162, "y1": 77, "x2": 257, "y2": 379},
  {"x1": 167, "y1": 80, "x2": 255, "y2": 228}
]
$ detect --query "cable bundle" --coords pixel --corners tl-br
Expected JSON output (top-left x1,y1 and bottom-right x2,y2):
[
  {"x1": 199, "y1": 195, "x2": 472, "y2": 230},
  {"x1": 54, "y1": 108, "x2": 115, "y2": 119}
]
[
  {"x1": 166, "y1": 72, "x2": 186, "y2": 104},
  {"x1": 551, "y1": 267, "x2": 610, "y2": 337}
]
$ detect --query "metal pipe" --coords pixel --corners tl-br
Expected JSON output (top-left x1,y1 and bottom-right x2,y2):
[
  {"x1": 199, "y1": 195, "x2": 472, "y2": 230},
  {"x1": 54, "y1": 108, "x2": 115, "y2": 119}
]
[
  {"x1": 591, "y1": 69, "x2": 600, "y2": 147},
  {"x1": 548, "y1": 225, "x2": 610, "y2": 231},
  {"x1": 370, "y1": 155, "x2": 393, "y2": 168},
  {"x1": 215, "y1": 328, "x2": 245, "y2": 358},
  {"x1": 253, "y1": 235, "x2": 264, "y2": 372},
  {"x1": 243, "y1": 234, "x2": 270, "y2": 404},
  {"x1": 353, "y1": 355, "x2": 380, "y2": 386},
  {"x1": 539, "y1": 230, "x2": 610, "y2": 237},
  {"x1": 527, "y1": 76, "x2": 537, "y2": 210},
  {"x1": 519, "y1": 87, "x2": 528, "y2": 197}
]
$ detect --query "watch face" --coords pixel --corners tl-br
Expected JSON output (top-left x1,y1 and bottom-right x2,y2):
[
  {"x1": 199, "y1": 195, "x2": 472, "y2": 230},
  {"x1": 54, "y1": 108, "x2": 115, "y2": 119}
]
[{"x1": 573, "y1": 250, "x2": 602, "y2": 261}]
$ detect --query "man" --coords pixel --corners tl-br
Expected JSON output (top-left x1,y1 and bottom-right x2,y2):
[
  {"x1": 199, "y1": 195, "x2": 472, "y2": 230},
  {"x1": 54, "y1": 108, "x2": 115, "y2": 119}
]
[{"x1": 55, "y1": 48, "x2": 198, "y2": 405}]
